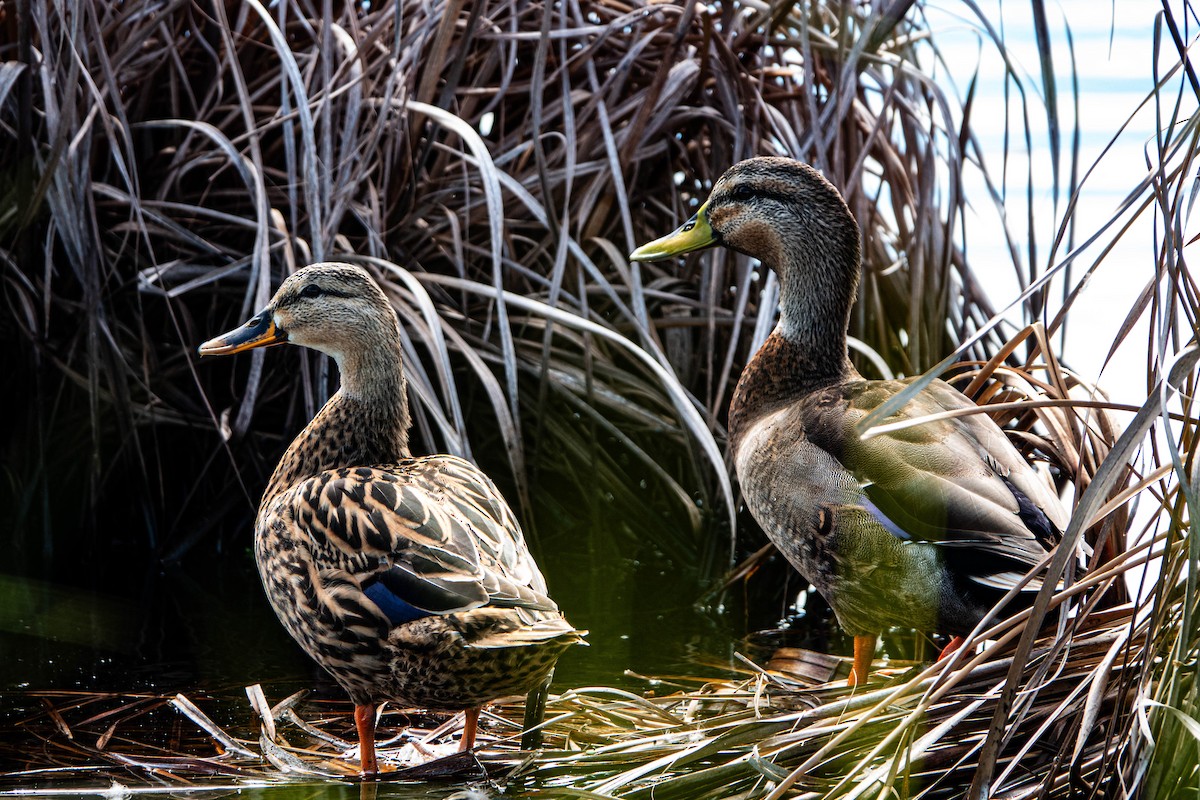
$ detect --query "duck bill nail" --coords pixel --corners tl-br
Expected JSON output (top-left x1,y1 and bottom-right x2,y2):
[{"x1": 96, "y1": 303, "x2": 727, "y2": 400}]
[
  {"x1": 629, "y1": 203, "x2": 715, "y2": 261},
  {"x1": 198, "y1": 309, "x2": 286, "y2": 356}
]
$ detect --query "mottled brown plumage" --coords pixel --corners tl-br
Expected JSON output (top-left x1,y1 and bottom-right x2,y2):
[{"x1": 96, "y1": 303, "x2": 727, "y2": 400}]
[
  {"x1": 631, "y1": 157, "x2": 1072, "y2": 685},
  {"x1": 200, "y1": 263, "x2": 583, "y2": 774}
]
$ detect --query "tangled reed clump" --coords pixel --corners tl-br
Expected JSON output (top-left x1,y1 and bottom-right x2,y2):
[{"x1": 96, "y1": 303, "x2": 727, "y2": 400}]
[{"x1": 2, "y1": 1, "x2": 1197, "y2": 797}]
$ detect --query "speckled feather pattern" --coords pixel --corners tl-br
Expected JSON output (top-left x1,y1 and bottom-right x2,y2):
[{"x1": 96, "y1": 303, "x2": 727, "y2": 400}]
[
  {"x1": 208, "y1": 263, "x2": 582, "y2": 714},
  {"x1": 257, "y1": 453, "x2": 579, "y2": 707}
]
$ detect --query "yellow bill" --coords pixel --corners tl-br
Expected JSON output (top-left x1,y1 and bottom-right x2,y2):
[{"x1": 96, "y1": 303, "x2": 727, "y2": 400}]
[{"x1": 628, "y1": 201, "x2": 716, "y2": 262}]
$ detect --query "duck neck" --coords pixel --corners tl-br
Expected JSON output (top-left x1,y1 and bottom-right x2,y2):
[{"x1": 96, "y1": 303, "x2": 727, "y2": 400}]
[
  {"x1": 729, "y1": 238, "x2": 860, "y2": 450},
  {"x1": 775, "y1": 242, "x2": 859, "y2": 370},
  {"x1": 261, "y1": 330, "x2": 411, "y2": 511}
]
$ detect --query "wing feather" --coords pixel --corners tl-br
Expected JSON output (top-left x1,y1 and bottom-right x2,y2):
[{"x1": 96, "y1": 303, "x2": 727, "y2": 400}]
[
  {"x1": 799, "y1": 377, "x2": 1070, "y2": 588},
  {"x1": 267, "y1": 455, "x2": 559, "y2": 627}
]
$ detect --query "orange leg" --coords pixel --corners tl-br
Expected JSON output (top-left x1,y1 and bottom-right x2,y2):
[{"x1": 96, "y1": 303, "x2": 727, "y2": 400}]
[
  {"x1": 459, "y1": 707, "x2": 480, "y2": 752},
  {"x1": 848, "y1": 635, "x2": 877, "y2": 687},
  {"x1": 937, "y1": 635, "x2": 966, "y2": 662},
  {"x1": 354, "y1": 703, "x2": 378, "y2": 777}
]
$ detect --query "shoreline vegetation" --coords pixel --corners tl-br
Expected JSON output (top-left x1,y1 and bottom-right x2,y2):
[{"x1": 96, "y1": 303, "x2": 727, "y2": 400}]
[{"x1": 2, "y1": 1, "x2": 1197, "y2": 797}]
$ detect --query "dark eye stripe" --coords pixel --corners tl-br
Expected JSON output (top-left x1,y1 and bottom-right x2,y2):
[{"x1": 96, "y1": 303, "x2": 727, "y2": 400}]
[
  {"x1": 281, "y1": 286, "x2": 352, "y2": 307},
  {"x1": 732, "y1": 187, "x2": 792, "y2": 205},
  {"x1": 306, "y1": 287, "x2": 352, "y2": 299}
]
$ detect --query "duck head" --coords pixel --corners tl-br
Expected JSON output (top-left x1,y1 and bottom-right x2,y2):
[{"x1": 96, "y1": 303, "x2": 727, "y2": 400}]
[
  {"x1": 199, "y1": 263, "x2": 400, "y2": 359},
  {"x1": 630, "y1": 157, "x2": 861, "y2": 354}
]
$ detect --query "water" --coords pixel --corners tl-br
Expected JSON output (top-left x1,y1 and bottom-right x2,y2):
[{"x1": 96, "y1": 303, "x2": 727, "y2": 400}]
[
  {"x1": 5, "y1": 2, "x2": 1169, "y2": 796},
  {"x1": 0, "y1": 515, "x2": 771, "y2": 794},
  {"x1": 0, "y1": 489, "x2": 882, "y2": 795},
  {"x1": 927, "y1": 0, "x2": 1164, "y2": 404}
]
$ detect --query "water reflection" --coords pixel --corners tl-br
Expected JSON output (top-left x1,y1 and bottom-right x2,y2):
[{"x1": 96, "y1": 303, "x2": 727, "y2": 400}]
[
  {"x1": 1, "y1": 471, "x2": 866, "y2": 798},
  {"x1": 0, "y1": 542, "x2": 758, "y2": 793}
]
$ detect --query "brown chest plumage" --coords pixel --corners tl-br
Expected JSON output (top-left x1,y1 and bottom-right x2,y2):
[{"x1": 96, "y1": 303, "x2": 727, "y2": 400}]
[
  {"x1": 200, "y1": 263, "x2": 582, "y2": 773},
  {"x1": 629, "y1": 158, "x2": 1073, "y2": 686}
]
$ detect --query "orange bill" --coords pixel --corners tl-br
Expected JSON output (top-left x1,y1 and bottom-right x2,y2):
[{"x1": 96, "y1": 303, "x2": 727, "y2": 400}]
[{"x1": 198, "y1": 309, "x2": 286, "y2": 356}]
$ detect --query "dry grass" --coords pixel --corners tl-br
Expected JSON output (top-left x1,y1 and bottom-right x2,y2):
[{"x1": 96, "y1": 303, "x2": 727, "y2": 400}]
[
  {"x1": 1, "y1": 0, "x2": 1032, "y2": 561},
  {"x1": 1, "y1": 0, "x2": 1198, "y2": 797}
]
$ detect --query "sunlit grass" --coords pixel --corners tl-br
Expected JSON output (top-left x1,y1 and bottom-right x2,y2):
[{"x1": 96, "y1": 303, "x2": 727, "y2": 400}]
[{"x1": 1, "y1": 0, "x2": 1197, "y2": 797}]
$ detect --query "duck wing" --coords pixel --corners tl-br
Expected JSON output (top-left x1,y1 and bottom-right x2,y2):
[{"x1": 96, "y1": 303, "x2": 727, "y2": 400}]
[
  {"x1": 266, "y1": 454, "x2": 561, "y2": 627},
  {"x1": 804, "y1": 378, "x2": 1069, "y2": 584}
]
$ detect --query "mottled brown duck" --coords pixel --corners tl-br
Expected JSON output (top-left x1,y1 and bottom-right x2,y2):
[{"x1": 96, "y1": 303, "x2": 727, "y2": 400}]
[
  {"x1": 199, "y1": 262, "x2": 584, "y2": 775},
  {"x1": 630, "y1": 157, "x2": 1071, "y2": 685}
]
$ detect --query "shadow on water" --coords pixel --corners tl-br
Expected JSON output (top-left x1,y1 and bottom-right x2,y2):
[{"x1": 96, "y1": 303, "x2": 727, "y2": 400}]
[
  {"x1": 0, "y1": 549, "x2": 924, "y2": 797},
  {"x1": 0, "y1": 376, "x2": 914, "y2": 796}
]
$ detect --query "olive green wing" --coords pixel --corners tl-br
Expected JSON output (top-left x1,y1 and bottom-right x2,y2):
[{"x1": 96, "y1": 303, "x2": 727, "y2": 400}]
[{"x1": 805, "y1": 378, "x2": 1068, "y2": 587}]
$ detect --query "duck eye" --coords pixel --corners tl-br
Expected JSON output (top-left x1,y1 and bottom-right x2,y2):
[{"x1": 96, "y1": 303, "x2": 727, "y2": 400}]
[
  {"x1": 731, "y1": 185, "x2": 754, "y2": 201},
  {"x1": 299, "y1": 284, "x2": 323, "y2": 299}
]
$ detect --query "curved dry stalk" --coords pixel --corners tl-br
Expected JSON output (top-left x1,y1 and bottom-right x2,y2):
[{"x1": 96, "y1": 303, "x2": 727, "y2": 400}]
[{"x1": 3, "y1": 1, "x2": 1198, "y2": 797}]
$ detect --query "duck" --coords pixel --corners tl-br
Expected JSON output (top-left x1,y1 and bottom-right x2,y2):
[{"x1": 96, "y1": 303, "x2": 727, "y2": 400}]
[
  {"x1": 198, "y1": 262, "x2": 585, "y2": 775},
  {"x1": 629, "y1": 157, "x2": 1071, "y2": 685}
]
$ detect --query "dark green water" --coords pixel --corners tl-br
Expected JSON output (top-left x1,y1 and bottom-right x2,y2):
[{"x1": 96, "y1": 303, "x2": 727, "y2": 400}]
[
  {"x1": 0, "y1": 554, "x2": 760, "y2": 694},
  {"x1": 0, "y1": 514, "x2": 838, "y2": 796},
  {"x1": 0, "y1": 373, "x2": 855, "y2": 796}
]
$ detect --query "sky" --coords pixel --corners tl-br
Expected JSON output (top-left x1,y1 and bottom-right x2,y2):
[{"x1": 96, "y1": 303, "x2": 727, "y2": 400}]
[{"x1": 923, "y1": 0, "x2": 1186, "y2": 406}]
